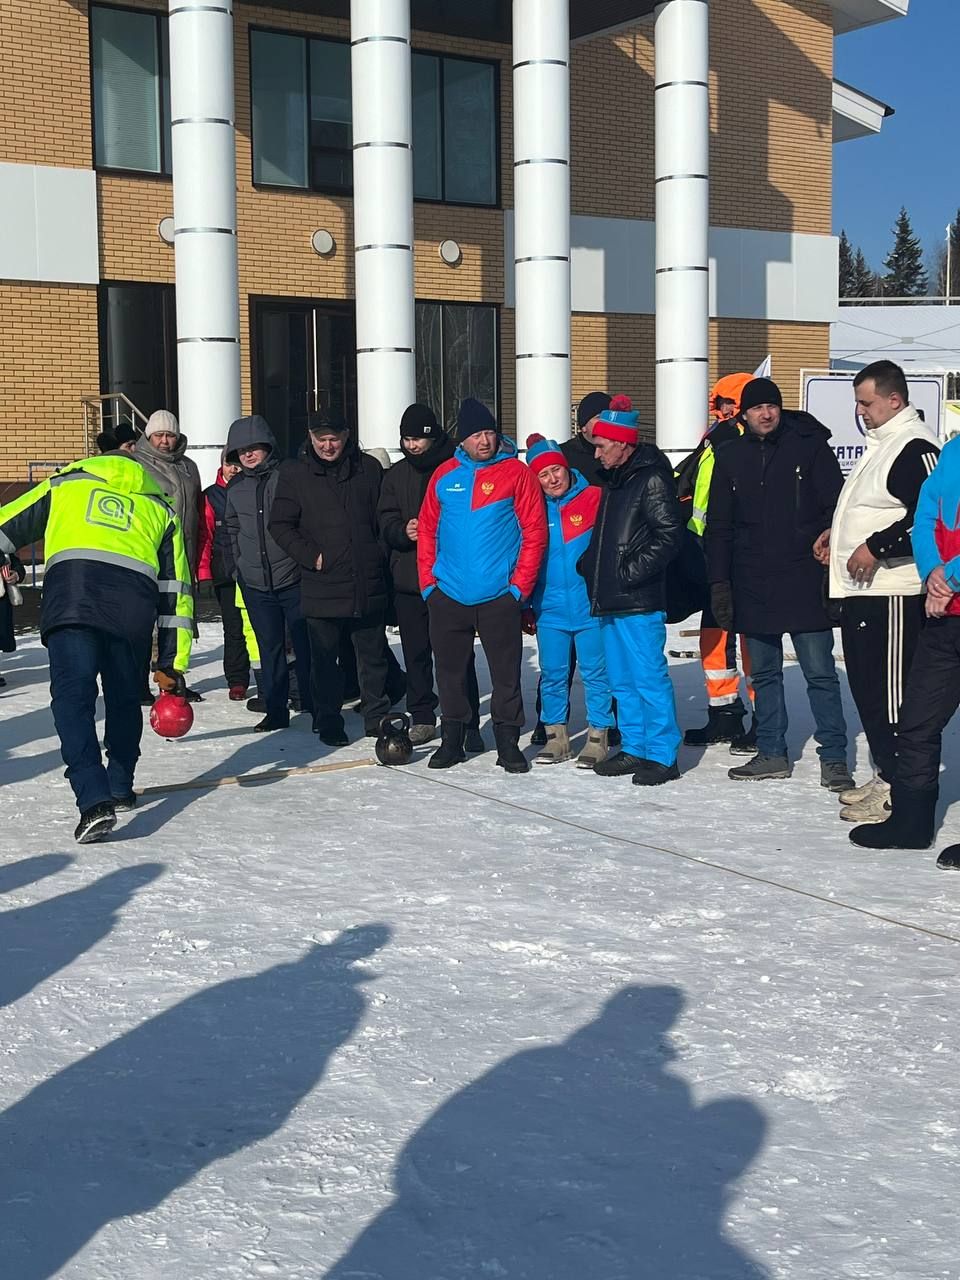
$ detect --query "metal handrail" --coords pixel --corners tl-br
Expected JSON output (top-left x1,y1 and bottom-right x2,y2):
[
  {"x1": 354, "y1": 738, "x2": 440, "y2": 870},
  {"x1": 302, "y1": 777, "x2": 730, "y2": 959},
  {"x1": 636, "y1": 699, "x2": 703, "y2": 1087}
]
[{"x1": 80, "y1": 393, "x2": 148, "y2": 455}]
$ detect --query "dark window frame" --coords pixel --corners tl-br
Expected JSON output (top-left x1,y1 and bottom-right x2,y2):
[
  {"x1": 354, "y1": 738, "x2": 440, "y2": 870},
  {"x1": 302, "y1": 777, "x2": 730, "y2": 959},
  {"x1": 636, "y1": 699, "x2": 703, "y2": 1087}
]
[
  {"x1": 248, "y1": 24, "x2": 501, "y2": 209},
  {"x1": 89, "y1": 1, "x2": 172, "y2": 179},
  {"x1": 98, "y1": 279, "x2": 179, "y2": 417},
  {"x1": 415, "y1": 298, "x2": 501, "y2": 430}
]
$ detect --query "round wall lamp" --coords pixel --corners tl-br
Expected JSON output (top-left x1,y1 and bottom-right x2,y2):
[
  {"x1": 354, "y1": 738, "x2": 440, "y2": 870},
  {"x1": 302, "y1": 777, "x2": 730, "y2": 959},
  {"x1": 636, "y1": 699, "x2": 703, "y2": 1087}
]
[
  {"x1": 439, "y1": 238, "x2": 462, "y2": 267},
  {"x1": 158, "y1": 216, "x2": 175, "y2": 245},
  {"x1": 312, "y1": 228, "x2": 336, "y2": 257}
]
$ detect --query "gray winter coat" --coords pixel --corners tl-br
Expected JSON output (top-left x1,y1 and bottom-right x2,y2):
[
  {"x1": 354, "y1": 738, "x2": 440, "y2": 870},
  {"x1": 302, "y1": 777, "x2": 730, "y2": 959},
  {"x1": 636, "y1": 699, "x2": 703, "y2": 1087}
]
[
  {"x1": 223, "y1": 416, "x2": 300, "y2": 594},
  {"x1": 133, "y1": 431, "x2": 203, "y2": 574}
]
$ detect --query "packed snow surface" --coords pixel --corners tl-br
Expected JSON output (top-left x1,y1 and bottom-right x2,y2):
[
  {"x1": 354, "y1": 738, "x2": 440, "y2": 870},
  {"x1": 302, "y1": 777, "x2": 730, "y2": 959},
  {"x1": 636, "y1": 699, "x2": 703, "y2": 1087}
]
[{"x1": 1, "y1": 625, "x2": 958, "y2": 1278}]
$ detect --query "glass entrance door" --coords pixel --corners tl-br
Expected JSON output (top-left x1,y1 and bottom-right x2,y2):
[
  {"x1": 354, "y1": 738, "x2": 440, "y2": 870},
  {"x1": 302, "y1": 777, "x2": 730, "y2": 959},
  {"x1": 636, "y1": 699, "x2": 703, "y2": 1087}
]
[{"x1": 253, "y1": 300, "x2": 357, "y2": 458}]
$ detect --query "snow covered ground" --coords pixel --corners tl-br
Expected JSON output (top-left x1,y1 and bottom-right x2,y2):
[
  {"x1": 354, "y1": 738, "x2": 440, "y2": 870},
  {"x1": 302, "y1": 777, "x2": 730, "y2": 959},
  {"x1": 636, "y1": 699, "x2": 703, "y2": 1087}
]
[{"x1": 1, "y1": 623, "x2": 958, "y2": 1279}]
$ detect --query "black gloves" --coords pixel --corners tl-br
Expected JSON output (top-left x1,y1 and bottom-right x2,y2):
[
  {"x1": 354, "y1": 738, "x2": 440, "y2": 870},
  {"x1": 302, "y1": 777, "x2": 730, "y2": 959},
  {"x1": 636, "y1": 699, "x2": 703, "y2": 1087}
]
[
  {"x1": 153, "y1": 667, "x2": 187, "y2": 697},
  {"x1": 711, "y1": 581, "x2": 735, "y2": 631}
]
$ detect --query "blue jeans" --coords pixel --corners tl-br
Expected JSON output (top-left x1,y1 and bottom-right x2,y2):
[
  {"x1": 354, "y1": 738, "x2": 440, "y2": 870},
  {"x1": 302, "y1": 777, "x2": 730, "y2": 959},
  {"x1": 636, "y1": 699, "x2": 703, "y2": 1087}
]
[
  {"x1": 241, "y1": 583, "x2": 313, "y2": 723},
  {"x1": 537, "y1": 623, "x2": 614, "y2": 729},
  {"x1": 47, "y1": 626, "x2": 144, "y2": 812},
  {"x1": 600, "y1": 612, "x2": 681, "y2": 766},
  {"x1": 745, "y1": 630, "x2": 848, "y2": 762}
]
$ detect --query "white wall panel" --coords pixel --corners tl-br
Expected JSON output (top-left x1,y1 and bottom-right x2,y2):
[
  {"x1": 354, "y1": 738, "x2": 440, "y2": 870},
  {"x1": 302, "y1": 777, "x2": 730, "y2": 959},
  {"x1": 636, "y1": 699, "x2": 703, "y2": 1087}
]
[
  {"x1": 0, "y1": 163, "x2": 99, "y2": 285},
  {"x1": 505, "y1": 212, "x2": 838, "y2": 324}
]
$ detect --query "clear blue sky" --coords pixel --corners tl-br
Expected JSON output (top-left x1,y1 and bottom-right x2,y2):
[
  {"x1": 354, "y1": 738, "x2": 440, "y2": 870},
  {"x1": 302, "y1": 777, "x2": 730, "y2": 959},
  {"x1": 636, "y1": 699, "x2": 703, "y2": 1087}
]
[{"x1": 833, "y1": 0, "x2": 959, "y2": 280}]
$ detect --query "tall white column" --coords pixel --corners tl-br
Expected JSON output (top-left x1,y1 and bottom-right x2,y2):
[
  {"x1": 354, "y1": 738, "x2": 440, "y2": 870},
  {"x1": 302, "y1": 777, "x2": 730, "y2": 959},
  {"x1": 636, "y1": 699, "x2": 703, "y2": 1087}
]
[
  {"x1": 351, "y1": 0, "x2": 416, "y2": 452},
  {"x1": 655, "y1": 0, "x2": 710, "y2": 459},
  {"x1": 168, "y1": 0, "x2": 241, "y2": 488},
  {"x1": 513, "y1": 0, "x2": 571, "y2": 442}
]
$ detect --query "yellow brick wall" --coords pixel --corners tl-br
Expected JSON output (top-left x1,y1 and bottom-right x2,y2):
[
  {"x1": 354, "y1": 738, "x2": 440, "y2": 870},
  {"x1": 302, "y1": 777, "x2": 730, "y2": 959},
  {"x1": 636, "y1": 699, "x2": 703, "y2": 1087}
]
[
  {"x1": 0, "y1": 284, "x2": 98, "y2": 479},
  {"x1": 0, "y1": 0, "x2": 833, "y2": 475},
  {"x1": 571, "y1": 0, "x2": 833, "y2": 235}
]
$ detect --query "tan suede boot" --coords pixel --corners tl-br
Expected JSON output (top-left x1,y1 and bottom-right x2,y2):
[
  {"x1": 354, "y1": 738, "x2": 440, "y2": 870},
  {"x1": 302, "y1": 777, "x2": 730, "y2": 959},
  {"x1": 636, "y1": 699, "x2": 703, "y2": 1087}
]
[
  {"x1": 576, "y1": 727, "x2": 609, "y2": 770},
  {"x1": 535, "y1": 724, "x2": 571, "y2": 764}
]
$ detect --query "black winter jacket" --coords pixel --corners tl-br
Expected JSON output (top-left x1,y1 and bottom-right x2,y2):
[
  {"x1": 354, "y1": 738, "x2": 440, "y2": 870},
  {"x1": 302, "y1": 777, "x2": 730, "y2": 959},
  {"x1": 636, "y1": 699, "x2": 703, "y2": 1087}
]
[
  {"x1": 269, "y1": 439, "x2": 388, "y2": 619},
  {"x1": 577, "y1": 443, "x2": 684, "y2": 616},
  {"x1": 224, "y1": 416, "x2": 301, "y2": 594},
  {"x1": 706, "y1": 410, "x2": 843, "y2": 634},
  {"x1": 560, "y1": 433, "x2": 606, "y2": 488},
  {"x1": 378, "y1": 436, "x2": 456, "y2": 595}
]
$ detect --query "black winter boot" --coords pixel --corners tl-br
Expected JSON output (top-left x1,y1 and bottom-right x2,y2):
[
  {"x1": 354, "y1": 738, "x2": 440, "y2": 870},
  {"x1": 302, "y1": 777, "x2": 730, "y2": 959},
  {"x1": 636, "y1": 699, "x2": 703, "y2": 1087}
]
[
  {"x1": 530, "y1": 720, "x2": 547, "y2": 747},
  {"x1": 494, "y1": 723, "x2": 530, "y2": 774},
  {"x1": 728, "y1": 720, "x2": 757, "y2": 755},
  {"x1": 849, "y1": 783, "x2": 937, "y2": 850},
  {"x1": 75, "y1": 802, "x2": 117, "y2": 844},
  {"x1": 683, "y1": 705, "x2": 745, "y2": 746},
  {"x1": 936, "y1": 845, "x2": 960, "y2": 870},
  {"x1": 428, "y1": 720, "x2": 467, "y2": 769},
  {"x1": 464, "y1": 726, "x2": 486, "y2": 753}
]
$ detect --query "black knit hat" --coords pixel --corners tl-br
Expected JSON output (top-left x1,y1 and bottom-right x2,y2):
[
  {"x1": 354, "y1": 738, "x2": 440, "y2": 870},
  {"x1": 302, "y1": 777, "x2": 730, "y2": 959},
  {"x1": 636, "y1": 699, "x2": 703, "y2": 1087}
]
[
  {"x1": 577, "y1": 391, "x2": 612, "y2": 429},
  {"x1": 455, "y1": 397, "x2": 497, "y2": 443},
  {"x1": 399, "y1": 402, "x2": 439, "y2": 442},
  {"x1": 308, "y1": 411, "x2": 349, "y2": 436},
  {"x1": 739, "y1": 377, "x2": 783, "y2": 415}
]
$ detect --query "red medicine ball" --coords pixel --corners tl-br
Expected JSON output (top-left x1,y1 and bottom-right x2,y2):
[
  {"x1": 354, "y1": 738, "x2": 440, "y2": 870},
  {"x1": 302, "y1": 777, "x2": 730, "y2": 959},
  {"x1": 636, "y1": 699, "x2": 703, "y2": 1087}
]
[{"x1": 150, "y1": 692, "x2": 194, "y2": 739}]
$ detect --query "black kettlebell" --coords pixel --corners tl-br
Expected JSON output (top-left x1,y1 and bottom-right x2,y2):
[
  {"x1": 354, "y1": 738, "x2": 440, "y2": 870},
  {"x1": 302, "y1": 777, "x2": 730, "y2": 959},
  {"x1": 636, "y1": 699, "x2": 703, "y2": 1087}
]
[{"x1": 375, "y1": 712, "x2": 414, "y2": 766}]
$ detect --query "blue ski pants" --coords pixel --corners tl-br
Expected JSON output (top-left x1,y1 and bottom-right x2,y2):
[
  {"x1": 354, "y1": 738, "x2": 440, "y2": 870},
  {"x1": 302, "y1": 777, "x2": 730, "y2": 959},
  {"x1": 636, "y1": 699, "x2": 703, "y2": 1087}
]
[
  {"x1": 537, "y1": 623, "x2": 614, "y2": 729},
  {"x1": 599, "y1": 611, "x2": 681, "y2": 767}
]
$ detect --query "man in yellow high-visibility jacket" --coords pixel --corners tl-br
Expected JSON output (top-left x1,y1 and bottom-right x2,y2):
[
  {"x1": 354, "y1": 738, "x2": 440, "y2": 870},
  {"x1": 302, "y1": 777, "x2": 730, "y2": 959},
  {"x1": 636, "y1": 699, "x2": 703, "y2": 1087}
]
[
  {"x1": 0, "y1": 452, "x2": 193, "y2": 843},
  {"x1": 677, "y1": 372, "x2": 756, "y2": 748}
]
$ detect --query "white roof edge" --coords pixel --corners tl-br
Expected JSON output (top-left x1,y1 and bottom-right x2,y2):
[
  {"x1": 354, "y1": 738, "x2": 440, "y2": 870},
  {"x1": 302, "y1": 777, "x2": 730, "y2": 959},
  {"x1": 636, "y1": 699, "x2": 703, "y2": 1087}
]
[
  {"x1": 826, "y1": 0, "x2": 908, "y2": 35},
  {"x1": 832, "y1": 79, "x2": 893, "y2": 143}
]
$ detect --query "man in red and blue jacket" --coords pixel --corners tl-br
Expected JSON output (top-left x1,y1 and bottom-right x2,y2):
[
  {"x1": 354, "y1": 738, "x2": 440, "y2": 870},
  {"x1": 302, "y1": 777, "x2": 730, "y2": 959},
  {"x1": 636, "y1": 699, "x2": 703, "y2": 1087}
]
[
  {"x1": 418, "y1": 398, "x2": 547, "y2": 772},
  {"x1": 525, "y1": 435, "x2": 614, "y2": 769}
]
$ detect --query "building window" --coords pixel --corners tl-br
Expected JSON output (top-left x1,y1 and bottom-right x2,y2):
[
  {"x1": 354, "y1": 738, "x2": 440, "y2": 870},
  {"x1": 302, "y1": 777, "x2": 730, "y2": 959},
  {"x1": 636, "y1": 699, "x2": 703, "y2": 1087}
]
[
  {"x1": 91, "y1": 4, "x2": 171, "y2": 175},
  {"x1": 413, "y1": 53, "x2": 497, "y2": 205},
  {"x1": 416, "y1": 302, "x2": 498, "y2": 429},
  {"x1": 99, "y1": 282, "x2": 178, "y2": 419},
  {"x1": 251, "y1": 31, "x2": 352, "y2": 191},
  {"x1": 250, "y1": 30, "x2": 497, "y2": 205}
]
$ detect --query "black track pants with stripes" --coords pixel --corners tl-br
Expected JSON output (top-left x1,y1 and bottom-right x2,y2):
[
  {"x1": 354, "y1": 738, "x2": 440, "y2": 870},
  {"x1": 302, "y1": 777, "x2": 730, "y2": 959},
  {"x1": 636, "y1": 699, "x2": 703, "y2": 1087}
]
[{"x1": 840, "y1": 594, "x2": 925, "y2": 782}]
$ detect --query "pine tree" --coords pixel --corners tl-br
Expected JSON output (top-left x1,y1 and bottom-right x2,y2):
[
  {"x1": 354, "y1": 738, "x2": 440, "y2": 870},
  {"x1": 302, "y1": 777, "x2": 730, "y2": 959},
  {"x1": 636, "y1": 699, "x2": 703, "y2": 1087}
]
[
  {"x1": 851, "y1": 248, "x2": 875, "y2": 298},
  {"x1": 882, "y1": 207, "x2": 927, "y2": 297},
  {"x1": 838, "y1": 230, "x2": 855, "y2": 298}
]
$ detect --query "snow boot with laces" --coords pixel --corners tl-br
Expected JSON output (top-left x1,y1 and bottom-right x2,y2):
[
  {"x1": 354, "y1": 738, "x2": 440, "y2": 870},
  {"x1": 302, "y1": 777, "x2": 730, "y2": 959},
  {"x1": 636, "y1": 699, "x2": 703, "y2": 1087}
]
[
  {"x1": 728, "y1": 752, "x2": 791, "y2": 781},
  {"x1": 577, "y1": 727, "x2": 609, "y2": 770},
  {"x1": 683, "y1": 704, "x2": 745, "y2": 746},
  {"x1": 535, "y1": 724, "x2": 571, "y2": 765}
]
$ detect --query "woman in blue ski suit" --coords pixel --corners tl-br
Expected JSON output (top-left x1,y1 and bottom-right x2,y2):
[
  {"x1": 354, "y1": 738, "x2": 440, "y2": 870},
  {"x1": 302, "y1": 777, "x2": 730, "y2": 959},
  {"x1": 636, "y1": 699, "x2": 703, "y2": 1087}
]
[{"x1": 525, "y1": 435, "x2": 614, "y2": 767}]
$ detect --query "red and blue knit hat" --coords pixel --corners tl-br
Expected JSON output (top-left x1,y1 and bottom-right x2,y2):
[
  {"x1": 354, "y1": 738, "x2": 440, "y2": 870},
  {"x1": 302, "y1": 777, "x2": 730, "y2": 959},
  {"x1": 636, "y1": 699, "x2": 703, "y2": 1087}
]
[
  {"x1": 592, "y1": 394, "x2": 639, "y2": 445},
  {"x1": 525, "y1": 434, "x2": 568, "y2": 473}
]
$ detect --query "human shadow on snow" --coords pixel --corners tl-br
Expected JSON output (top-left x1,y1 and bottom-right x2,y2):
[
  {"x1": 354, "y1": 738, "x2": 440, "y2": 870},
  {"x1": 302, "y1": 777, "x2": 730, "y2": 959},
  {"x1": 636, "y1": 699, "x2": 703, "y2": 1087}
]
[
  {"x1": 326, "y1": 983, "x2": 769, "y2": 1280},
  {"x1": 0, "y1": 852, "x2": 72, "y2": 895},
  {"x1": 0, "y1": 922, "x2": 390, "y2": 1279},
  {"x1": 0, "y1": 863, "x2": 163, "y2": 1010}
]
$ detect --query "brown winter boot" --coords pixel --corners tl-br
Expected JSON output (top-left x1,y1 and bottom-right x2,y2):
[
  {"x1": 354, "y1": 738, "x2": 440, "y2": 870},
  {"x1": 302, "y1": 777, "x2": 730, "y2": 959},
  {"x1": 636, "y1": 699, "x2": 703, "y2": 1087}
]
[
  {"x1": 535, "y1": 724, "x2": 571, "y2": 764},
  {"x1": 576, "y1": 727, "x2": 609, "y2": 770}
]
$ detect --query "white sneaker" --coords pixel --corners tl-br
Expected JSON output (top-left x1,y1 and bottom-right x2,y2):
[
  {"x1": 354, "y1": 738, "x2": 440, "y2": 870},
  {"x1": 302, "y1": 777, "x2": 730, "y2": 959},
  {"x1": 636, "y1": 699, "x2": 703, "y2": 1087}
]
[
  {"x1": 840, "y1": 790, "x2": 892, "y2": 823},
  {"x1": 838, "y1": 776, "x2": 888, "y2": 806}
]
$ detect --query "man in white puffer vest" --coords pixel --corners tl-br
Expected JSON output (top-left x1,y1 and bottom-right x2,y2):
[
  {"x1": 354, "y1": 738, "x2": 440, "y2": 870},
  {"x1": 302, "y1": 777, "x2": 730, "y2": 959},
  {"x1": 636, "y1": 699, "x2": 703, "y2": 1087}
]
[{"x1": 814, "y1": 360, "x2": 940, "y2": 823}]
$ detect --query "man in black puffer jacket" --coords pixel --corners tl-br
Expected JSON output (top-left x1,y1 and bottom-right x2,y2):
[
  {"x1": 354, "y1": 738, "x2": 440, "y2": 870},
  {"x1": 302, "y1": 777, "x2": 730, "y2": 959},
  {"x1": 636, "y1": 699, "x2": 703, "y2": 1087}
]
[
  {"x1": 378, "y1": 404, "x2": 483, "y2": 749},
  {"x1": 706, "y1": 377, "x2": 851, "y2": 788},
  {"x1": 577, "y1": 395, "x2": 685, "y2": 786},
  {"x1": 269, "y1": 413, "x2": 391, "y2": 745}
]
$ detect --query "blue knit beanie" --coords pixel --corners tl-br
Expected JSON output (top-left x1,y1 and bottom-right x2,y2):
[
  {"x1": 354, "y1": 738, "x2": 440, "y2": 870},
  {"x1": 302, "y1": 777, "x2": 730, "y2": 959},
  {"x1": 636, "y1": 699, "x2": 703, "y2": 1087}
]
[{"x1": 455, "y1": 397, "x2": 497, "y2": 443}]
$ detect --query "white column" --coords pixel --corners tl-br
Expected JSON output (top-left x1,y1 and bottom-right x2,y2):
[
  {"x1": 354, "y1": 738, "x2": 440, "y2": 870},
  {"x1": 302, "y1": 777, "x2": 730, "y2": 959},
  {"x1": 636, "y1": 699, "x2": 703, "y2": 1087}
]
[
  {"x1": 655, "y1": 0, "x2": 710, "y2": 459},
  {"x1": 351, "y1": 0, "x2": 416, "y2": 453},
  {"x1": 513, "y1": 0, "x2": 571, "y2": 442},
  {"x1": 168, "y1": 0, "x2": 241, "y2": 488}
]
